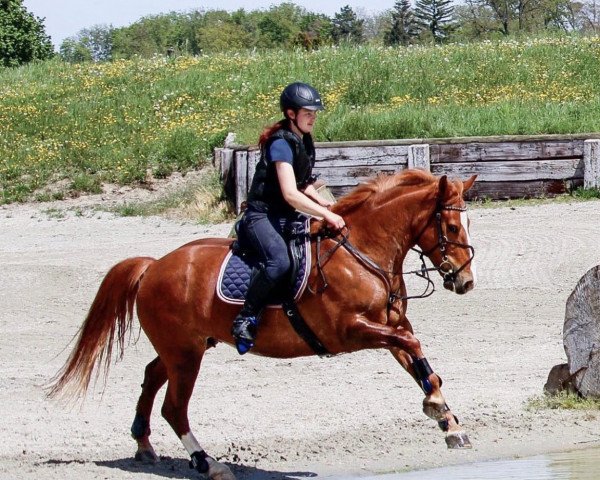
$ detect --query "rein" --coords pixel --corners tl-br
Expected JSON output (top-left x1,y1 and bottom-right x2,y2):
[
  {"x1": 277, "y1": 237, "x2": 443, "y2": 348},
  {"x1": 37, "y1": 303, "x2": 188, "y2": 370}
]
[{"x1": 309, "y1": 203, "x2": 475, "y2": 309}]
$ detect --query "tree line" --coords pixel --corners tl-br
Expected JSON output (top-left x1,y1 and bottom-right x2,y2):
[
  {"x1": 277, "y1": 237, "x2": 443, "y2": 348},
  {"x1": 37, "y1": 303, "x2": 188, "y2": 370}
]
[
  {"x1": 3, "y1": 0, "x2": 600, "y2": 67},
  {"x1": 59, "y1": 0, "x2": 600, "y2": 62}
]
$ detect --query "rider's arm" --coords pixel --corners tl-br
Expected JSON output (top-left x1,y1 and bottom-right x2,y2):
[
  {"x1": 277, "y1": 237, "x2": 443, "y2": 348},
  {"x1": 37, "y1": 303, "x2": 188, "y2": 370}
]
[
  {"x1": 303, "y1": 183, "x2": 334, "y2": 208},
  {"x1": 275, "y1": 162, "x2": 344, "y2": 229}
]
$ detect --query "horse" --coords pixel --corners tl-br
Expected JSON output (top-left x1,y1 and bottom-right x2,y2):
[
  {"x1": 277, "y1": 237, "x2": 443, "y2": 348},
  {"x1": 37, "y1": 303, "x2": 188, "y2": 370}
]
[{"x1": 48, "y1": 169, "x2": 478, "y2": 480}]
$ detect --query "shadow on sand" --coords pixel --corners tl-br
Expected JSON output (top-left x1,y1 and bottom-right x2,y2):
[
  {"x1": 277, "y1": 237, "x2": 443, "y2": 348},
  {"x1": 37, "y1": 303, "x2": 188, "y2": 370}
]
[{"x1": 91, "y1": 455, "x2": 319, "y2": 480}]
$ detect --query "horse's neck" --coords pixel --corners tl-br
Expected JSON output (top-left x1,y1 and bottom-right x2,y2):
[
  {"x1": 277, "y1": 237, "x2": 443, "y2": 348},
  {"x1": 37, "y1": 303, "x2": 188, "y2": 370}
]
[{"x1": 345, "y1": 189, "x2": 434, "y2": 272}]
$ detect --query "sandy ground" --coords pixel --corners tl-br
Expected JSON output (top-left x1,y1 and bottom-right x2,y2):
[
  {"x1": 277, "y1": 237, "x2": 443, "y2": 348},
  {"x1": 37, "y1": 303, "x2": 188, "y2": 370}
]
[{"x1": 1, "y1": 193, "x2": 600, "y2": 480}]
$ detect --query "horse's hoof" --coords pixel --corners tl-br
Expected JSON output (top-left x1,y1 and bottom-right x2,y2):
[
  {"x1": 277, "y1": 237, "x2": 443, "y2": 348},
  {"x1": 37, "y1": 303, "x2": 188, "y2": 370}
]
[
  {"x1": 445, "y1": 431, "x2": 472, "y2": 449},
  {"x1": 207, "y1": 457, "x2": 236, "y2": 480},
  {"x1": 135, "y1": 448, "x2": 159, "y2": 463}
]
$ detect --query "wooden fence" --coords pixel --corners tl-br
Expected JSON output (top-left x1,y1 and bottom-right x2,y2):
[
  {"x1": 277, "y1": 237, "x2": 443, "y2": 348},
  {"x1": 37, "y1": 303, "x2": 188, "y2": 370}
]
[{"x1": 214, "y1": 133, "x2": 600, "y2": 212}]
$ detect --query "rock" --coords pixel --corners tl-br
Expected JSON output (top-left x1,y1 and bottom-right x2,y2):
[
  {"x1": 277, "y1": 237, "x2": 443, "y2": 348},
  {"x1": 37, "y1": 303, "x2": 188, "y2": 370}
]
[
  {"x1": 564, "y1": 265, "x2": 600, "y2": 398},
  {"x1": 544, "y1": 363, "x2": 577, "y2": 395}
]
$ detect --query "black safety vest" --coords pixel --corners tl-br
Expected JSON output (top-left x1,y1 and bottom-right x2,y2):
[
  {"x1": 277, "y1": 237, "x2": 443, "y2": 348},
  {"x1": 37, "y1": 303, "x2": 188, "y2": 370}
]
[{"x1": 247, "y1": 128, "x2": 316, "y2": 214}]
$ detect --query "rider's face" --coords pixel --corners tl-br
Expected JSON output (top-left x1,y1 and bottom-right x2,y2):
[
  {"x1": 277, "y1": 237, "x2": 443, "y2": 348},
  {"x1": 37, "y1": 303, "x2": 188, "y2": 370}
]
[{"x1": 288, "y1": 108, "x2": 318, "y2": 134}]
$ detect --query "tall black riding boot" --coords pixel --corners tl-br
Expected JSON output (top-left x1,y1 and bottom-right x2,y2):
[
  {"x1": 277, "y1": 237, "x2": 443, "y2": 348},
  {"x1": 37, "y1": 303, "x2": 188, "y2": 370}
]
[{"x1": 231, "y1": 270, "x2": 277, "y2": 354}]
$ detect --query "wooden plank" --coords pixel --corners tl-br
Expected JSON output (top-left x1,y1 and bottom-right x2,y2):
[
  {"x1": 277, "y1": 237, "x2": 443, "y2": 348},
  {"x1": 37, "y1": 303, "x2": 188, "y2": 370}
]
[
  {"x1": 465, "y1": 178, "x2": 583, "y2": 200},
  {"x1": 314, "y1": 164, "x2": 404, "y2": 187},
  {"x1": 331, "y1": 178, "x2": 583, "y2": 202},
  {"x1": 246, "y1": 150, "x2": 260, "y2": 193},
  {"x1": 234, "y1": 151, "x2": 248, "y2": 213},
  {"x1": 315, "y1": 156, "x2": 406, "y2": 168},
  {"x1": 220, "y1": 135, "x2": 599, "y2": 208},
  {"x1": 314, "y1": 133, "x2": 600, "y2": 149},
  {"x1": 431, "y1": 141, "x2": 584, "y2": 163},
  {"x1": 215, "y1": 148, "x2": 234, "y2": 180},
  {"x1": 431, "y1": 158, "x2": 584, "y2": 182},
  {"x1": 584, "y1": 139, "x2": 600, "y2": 189},
  {"x1": 218, "y1": 148, "x2": 236, "y2": 204},
  {"x1": 316, "y1": 145, "x2": 409, "y2": 167},
  {"x1": 330, "y1": 185, "x2": 358, "y2": 198}
]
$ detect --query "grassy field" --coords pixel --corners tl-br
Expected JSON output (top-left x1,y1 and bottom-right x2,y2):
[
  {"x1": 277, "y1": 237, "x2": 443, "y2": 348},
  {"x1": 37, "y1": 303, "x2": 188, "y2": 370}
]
[{"x1": 3, "y1": 35, "x2": 600, "y2": 205}]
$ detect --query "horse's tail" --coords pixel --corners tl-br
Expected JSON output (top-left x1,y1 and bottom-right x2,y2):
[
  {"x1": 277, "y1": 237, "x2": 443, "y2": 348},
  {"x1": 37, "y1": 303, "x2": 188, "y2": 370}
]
[{"x1": 47, "y1": 256, "x2": 155, "y2": 401}]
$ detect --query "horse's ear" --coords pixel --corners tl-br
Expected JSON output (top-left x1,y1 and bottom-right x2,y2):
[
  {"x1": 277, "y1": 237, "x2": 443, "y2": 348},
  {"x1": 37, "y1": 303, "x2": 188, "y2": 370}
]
[
  {"x1": 463, "y1": 175, "x2": 477, "y2": 192},
  {"x1": 438, "y1": 175, "x2": 448, "y2": 200}
]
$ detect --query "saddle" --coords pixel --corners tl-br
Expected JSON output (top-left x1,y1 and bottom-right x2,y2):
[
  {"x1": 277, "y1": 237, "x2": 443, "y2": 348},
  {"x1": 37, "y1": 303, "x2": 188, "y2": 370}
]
[
  {"x1": 216, "y1": 218, "x2": 311, "y2": 307},
  {"x1": 217, "y1": 216, "x2": 330, "y2": 356}
]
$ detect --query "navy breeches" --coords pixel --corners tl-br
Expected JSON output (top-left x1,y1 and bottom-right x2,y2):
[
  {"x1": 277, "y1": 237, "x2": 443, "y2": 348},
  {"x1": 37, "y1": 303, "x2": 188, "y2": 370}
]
[{"x1": 241, "y1": 209, "x2": 292, "y2": 282}]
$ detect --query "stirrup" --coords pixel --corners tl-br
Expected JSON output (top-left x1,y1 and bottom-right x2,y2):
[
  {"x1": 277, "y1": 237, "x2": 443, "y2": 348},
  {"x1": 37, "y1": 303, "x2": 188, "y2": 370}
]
[{"x1": 231, "y1": 315, "x2": 258, "y2": 355}]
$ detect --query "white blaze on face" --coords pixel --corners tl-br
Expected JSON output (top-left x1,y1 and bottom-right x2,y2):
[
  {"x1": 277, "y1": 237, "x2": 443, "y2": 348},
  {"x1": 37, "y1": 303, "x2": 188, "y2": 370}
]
[{"x1": 460, "y1": 211, "x2": 477, "y2": 285}]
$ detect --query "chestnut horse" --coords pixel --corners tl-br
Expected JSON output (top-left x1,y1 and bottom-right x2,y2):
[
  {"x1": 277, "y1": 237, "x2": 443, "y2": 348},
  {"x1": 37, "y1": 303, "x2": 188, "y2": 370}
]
[{"x1": 49, "y1": 169, "x2": 477, "y2": 480}]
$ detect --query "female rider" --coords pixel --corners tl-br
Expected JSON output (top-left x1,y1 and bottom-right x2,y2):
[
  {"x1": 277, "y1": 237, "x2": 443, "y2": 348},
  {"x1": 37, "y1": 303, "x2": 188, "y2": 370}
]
[{"x1": 231, "y1": 82, "x2": 345, "y2": 354}]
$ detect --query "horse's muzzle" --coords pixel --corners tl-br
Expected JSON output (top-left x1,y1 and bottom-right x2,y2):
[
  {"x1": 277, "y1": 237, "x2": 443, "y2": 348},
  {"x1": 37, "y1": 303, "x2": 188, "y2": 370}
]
[
  {"x1": 444, "y1": 275, "x2": 474, "y2": 295},
  {"x1": 442, "y1": 269, "x2": 475, "y2": 295}
]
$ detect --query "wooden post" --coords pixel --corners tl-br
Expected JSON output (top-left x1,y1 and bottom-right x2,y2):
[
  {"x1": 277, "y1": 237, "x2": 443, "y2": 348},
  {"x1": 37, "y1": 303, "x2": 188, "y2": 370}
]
[
  {"x1": 408, "y1": 144, "x2": 430, "y2": 171},
  {"x1": 215, "y1": 148, "x2": 234, "y2": 182},
  {"x1": 246, "y1": 150, "x2": 260, "y2": 193},
  {"x1": 584, "y1": 139, "x2": 600, "y2": 189},
  {"x1": 234, "y1": 151, "x2": 248, "y2": 213}
]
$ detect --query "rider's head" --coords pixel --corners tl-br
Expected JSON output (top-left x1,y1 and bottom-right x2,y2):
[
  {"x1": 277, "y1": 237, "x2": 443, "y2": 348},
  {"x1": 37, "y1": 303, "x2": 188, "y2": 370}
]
[{"x1": 280, "y1": 82, "x2": 324, "y2": 135}]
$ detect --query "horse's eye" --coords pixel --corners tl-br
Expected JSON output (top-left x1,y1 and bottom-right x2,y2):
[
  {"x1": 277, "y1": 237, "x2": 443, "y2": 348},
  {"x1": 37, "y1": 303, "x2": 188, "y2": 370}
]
[{"x1": 448, "y1": 224, "x2": 459, "y2": 234}]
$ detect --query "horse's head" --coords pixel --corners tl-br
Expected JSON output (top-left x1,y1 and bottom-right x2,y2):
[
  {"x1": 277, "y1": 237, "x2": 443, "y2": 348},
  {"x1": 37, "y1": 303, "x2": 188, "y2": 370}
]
[{"x1": 415, "y1": 175, "x2": 477, "y2": 295}]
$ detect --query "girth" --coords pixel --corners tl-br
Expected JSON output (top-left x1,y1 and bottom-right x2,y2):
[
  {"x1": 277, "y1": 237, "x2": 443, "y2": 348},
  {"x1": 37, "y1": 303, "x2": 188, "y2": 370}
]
[{"x1": 284, "y1": 221, "x2": 331, "y2": 357}]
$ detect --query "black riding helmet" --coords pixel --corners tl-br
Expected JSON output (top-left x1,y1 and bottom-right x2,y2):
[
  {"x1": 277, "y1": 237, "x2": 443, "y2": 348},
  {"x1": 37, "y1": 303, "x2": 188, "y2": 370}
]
[{"x1": 280, "y1": 82, "x2": 325, "y2": 114}]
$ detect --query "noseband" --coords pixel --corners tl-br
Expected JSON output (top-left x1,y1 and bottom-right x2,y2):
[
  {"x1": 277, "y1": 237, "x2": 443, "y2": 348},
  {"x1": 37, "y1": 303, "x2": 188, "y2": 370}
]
[{"x1": 311, "y1": 202, "x2": 475, "y2": 306}]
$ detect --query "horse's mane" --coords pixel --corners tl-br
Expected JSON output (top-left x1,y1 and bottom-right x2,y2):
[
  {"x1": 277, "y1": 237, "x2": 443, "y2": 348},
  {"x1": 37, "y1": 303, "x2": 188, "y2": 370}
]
[{"x1": 333, "y1": 169, "x2": 437, "y2": 215}]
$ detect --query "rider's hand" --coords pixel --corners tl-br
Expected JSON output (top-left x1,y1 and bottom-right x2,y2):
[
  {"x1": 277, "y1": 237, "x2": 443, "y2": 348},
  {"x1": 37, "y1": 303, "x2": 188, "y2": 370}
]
[{"x1": 324, "y1": 211, "x2": 345, "y2": 230}]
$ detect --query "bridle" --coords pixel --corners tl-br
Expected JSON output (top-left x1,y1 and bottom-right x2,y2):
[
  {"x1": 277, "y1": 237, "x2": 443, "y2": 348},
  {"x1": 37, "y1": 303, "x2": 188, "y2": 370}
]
[
  {"x1": 413, "y1": 202, "x2": 475, "y2": 287},
  {"x1": 310, "y1": 201, "x2": 475, "y2": 309}
]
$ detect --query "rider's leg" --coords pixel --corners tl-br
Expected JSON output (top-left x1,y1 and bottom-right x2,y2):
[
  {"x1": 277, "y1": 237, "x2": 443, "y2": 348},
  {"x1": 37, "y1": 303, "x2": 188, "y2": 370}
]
[{"x1": 231, "y1": 211, "x2": 290, "y2": 354}]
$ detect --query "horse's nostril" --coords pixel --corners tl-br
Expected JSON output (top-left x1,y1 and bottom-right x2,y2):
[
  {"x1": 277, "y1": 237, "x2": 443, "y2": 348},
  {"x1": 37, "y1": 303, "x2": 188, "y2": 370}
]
[{"x1": 463, "y1": 280, "x2": 474, "y2": 292}]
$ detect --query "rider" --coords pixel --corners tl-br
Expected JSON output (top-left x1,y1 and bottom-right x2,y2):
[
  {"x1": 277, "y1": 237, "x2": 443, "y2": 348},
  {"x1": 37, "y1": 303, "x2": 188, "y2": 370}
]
[{"x1": 231, "y1": 82, "x2": 345, "y2": 355}]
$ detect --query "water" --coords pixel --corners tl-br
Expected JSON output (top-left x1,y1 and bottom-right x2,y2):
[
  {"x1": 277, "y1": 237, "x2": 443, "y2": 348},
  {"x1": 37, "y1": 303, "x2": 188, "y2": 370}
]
[{"x1": 356, "y1": 447, "x2": 600, "y2": 480}]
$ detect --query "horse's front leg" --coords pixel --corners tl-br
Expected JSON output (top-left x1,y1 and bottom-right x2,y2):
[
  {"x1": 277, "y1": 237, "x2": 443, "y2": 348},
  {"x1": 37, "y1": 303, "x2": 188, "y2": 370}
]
[
  {"x1": 347, "y1": 316, "x2": 471, "y2": 449},
  {"x1": 389, "y1": 347, "x2": 471, "y2": 449}
]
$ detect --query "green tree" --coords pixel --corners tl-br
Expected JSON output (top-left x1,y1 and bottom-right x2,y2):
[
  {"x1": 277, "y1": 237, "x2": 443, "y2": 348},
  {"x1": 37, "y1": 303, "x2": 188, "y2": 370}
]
[
  {"x1": 112, "y1": 11, "x2": 202, "y2": 59},
  {"x1": 295, "y1": 12, "x2": 332, "y2": 49},
  {"x1": 59, "y1": 24, "x2": 113, "y2": 62},
  {"x1": 414, "y1": 0, "x2": 456, "y2": 42},
  {"x1": 544, "y1": 0, "x2": 583, "y2": 31},
  {"x1": 197, "y1": 11, "x2": 252, "y2": 52},
  {"x1": 385, "y1": 0, "x2": 419, "y2": 45},
  {"x1": 453, "y1": 2, "x2": 500, "y2": 39},
  {"x1": 332, "y1": 5, "x2": 364, "y2": 44},
  {"x1": 59, "y1": 37, "x2": 92, "y2": 63},
  {"x1": 0, "y1": 0, "x2": 53, "y2": 67},
  {"x1": 256, "y1": 3, "x2": 305, "y2": 48}
]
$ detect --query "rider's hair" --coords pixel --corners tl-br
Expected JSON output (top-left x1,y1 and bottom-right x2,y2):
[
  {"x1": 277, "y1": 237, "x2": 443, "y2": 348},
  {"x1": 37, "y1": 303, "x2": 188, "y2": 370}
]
[{"x1": 258, "y1": 119, "x2": 287, "y2": 148}]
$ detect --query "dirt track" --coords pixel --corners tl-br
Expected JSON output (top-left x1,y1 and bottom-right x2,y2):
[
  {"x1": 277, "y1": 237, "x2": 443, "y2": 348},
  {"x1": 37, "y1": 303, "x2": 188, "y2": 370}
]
[{"x1": 1, "y1": 198, "x2": 600, "y2": 479}]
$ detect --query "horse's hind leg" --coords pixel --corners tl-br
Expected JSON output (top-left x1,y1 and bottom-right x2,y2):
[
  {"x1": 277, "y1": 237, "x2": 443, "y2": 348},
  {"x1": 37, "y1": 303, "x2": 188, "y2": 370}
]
[
  {"x1": 131, "y1": 356, "x2": 167, "y2": 463},
  {"x1": 161, "y1": 342, "x2": 235, "y2": 480}
]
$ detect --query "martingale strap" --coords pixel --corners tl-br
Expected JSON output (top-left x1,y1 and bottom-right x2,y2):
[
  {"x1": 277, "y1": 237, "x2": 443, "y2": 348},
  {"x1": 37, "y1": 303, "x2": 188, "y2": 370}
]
[{"x1": 312, "y1": 227, "x2": 438, "y2": 307}]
